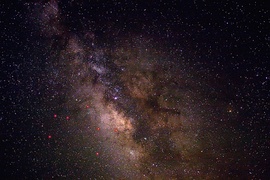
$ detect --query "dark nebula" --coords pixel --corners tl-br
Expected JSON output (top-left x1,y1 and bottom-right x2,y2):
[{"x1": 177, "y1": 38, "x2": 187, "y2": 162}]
[{"x1": 1, "y1": 0, "x2": 269, "y2": 179}]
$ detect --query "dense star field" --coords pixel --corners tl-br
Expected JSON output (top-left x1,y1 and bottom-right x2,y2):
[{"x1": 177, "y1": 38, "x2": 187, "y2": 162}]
[{"x1": 1, "y1": 0, "x2": 269, "y2": 179}]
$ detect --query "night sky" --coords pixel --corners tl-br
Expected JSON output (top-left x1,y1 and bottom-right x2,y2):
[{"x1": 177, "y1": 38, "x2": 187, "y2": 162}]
[{"x1": 1, "y1": 0, "x2": 270, "y2": 179}]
